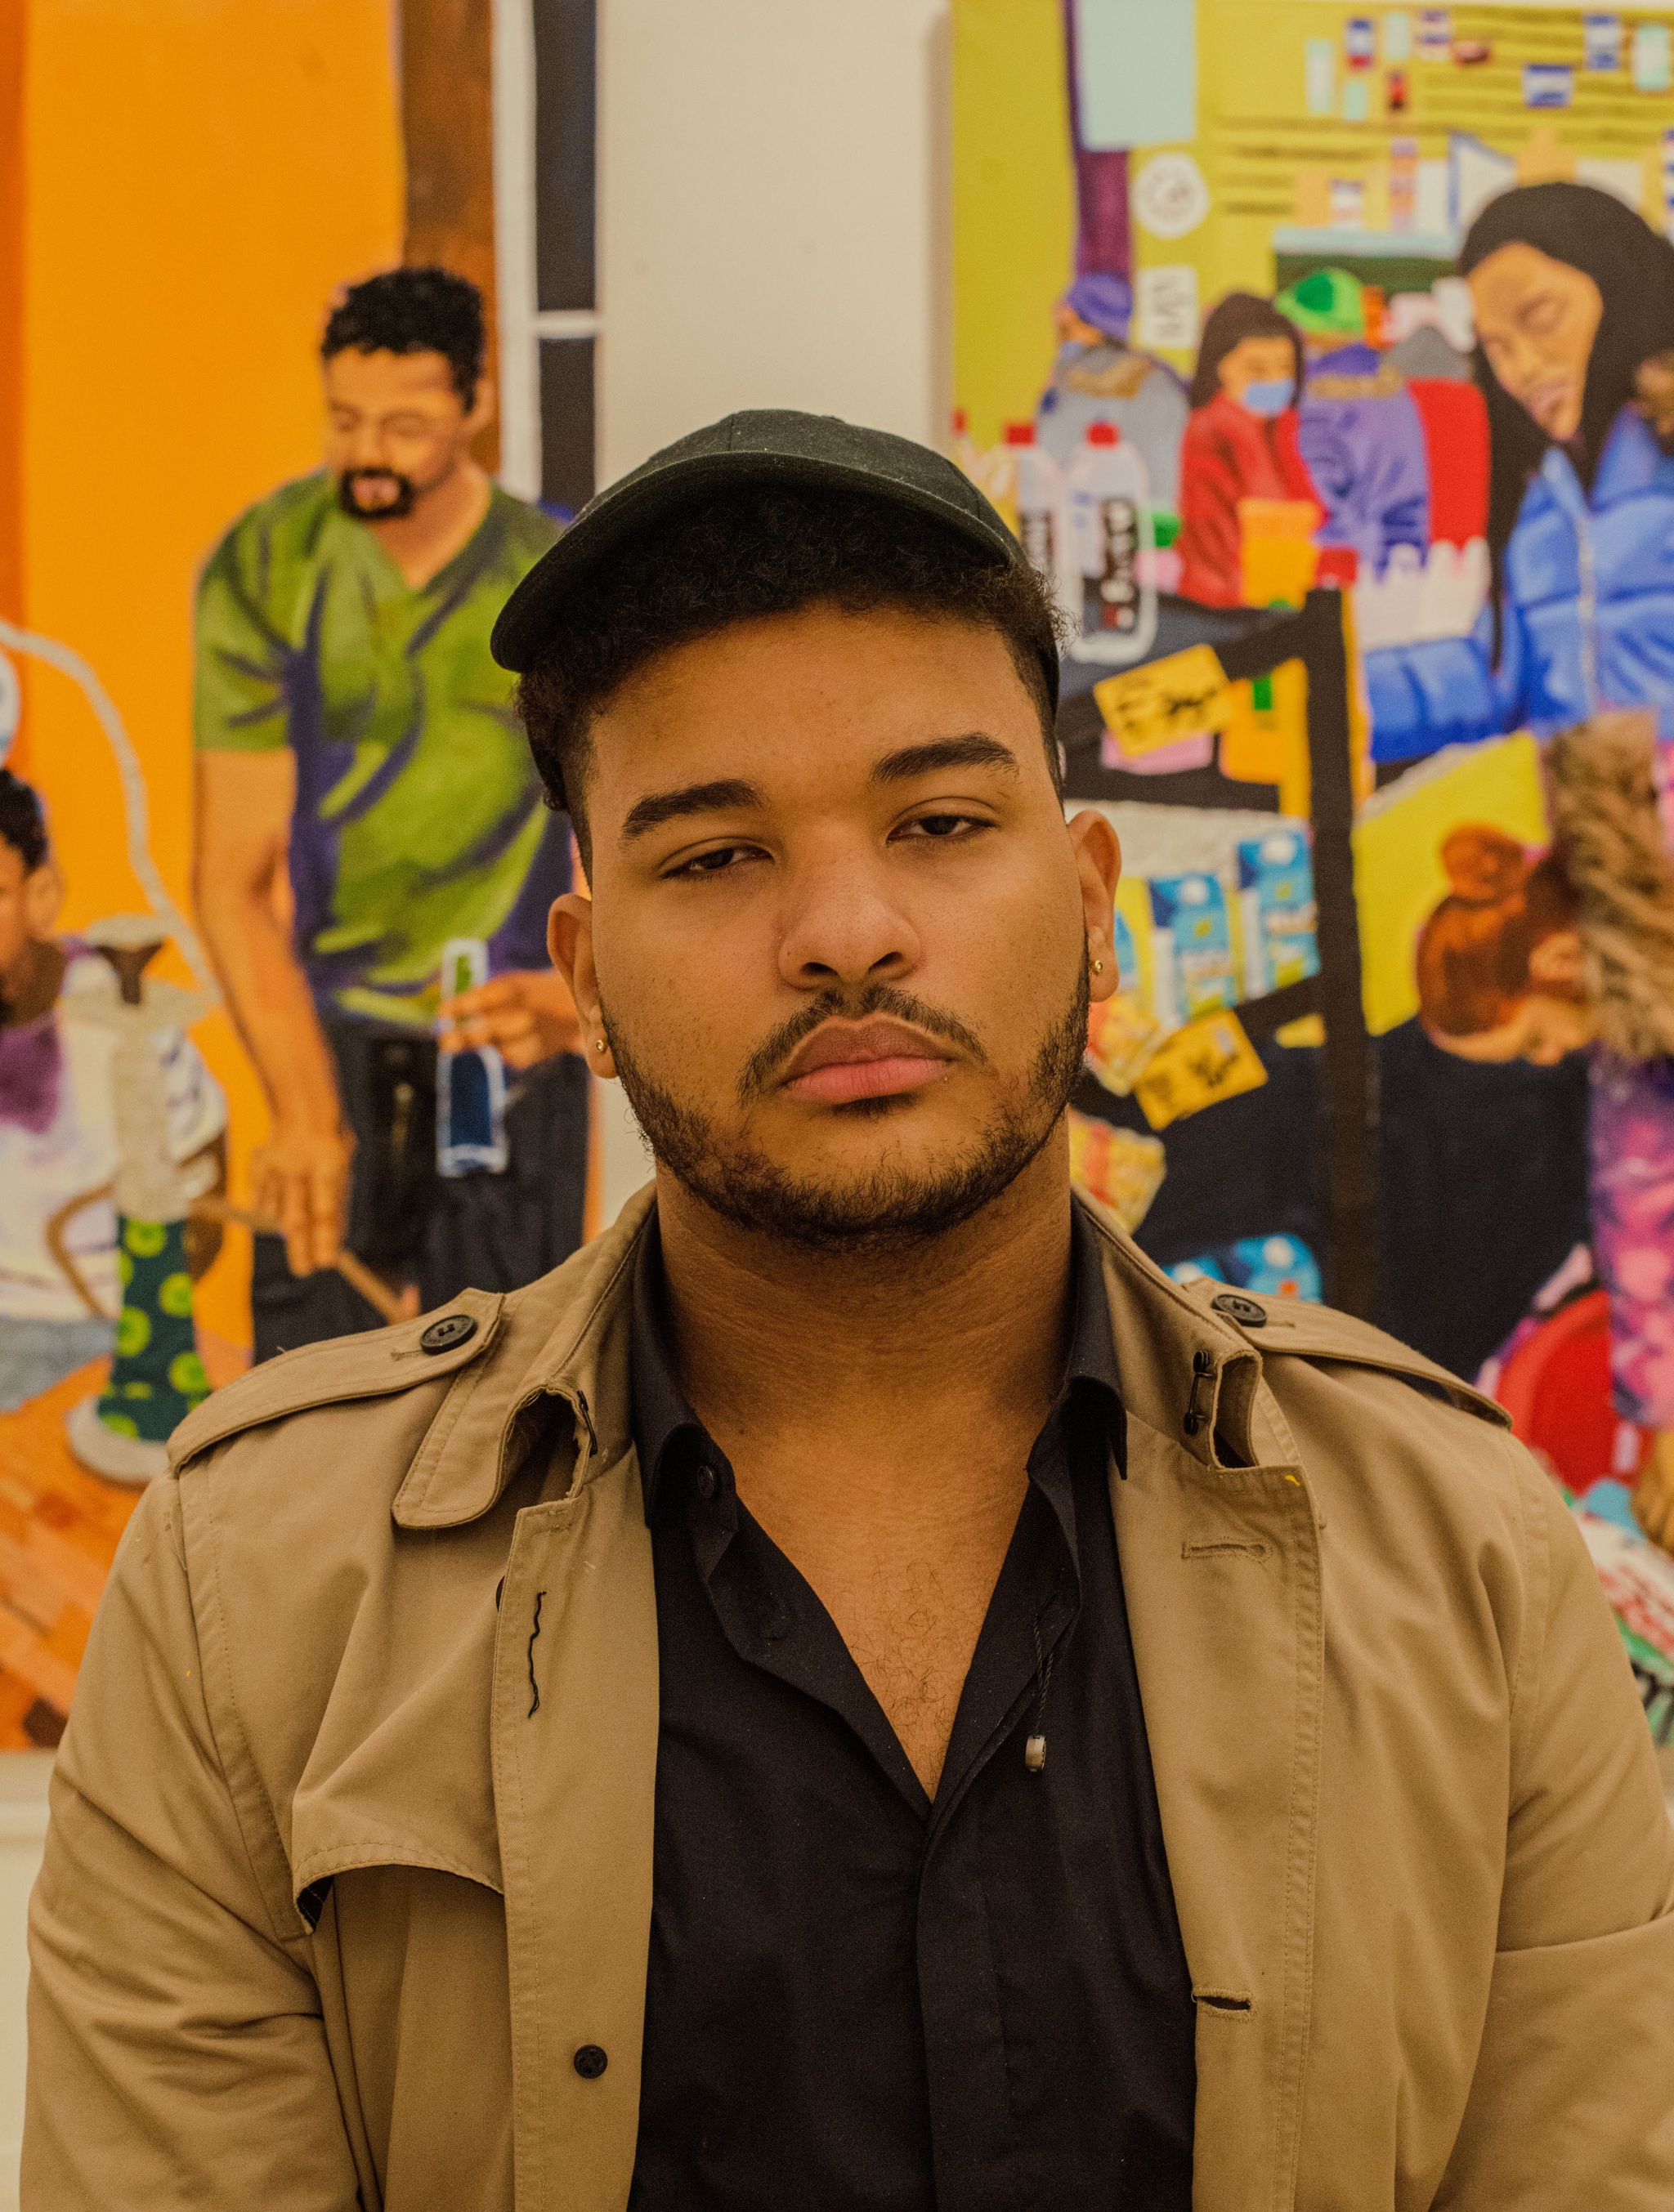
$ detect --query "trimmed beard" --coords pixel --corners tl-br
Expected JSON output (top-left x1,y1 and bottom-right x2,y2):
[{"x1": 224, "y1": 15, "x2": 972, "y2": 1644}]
[
  {"x1": 606, "y1": 956, "x2": 1090, "y2": 1256},
  {"x1": 338, "y1": 469, "x2": 418, "y2": 521}
]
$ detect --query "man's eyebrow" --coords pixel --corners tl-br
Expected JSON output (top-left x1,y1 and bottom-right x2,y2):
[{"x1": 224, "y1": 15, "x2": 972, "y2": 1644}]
[
  {"x1": 620, "y1": 778, "x2": 764, "y2": 842},
  {"x1": 868, "y1": 734, "x2": 1021, "y2": 785}
]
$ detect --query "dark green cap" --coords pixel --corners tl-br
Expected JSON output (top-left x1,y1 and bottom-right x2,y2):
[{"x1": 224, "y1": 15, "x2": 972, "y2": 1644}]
[{"x1": 490, "y1": 407, "x2": 1053, "y2": 707}]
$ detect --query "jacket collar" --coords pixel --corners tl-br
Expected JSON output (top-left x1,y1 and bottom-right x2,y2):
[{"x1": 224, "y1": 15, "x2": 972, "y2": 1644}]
[
  {"x1": 628, "y1": 1195, "x2": 1130, "y2": 1524},
  {"x1": 392, "y1": 1185, "x2": 656, "y2": 1530},
  {"x1": 393, "y1": 1183, "x2": 1262, "y2": 1535},
  {"x1": 1540, "y1": 401, "x2": 1671, "y2": 517}
]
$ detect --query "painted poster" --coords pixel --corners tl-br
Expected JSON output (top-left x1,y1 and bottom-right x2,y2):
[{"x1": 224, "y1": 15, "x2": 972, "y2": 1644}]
[
  {"x1": 954, "y1": 0, "x2": 1674, "y2": 1724},
  {"x1": 0, "y1": 0, "x2": 596, "y2": 1745}
]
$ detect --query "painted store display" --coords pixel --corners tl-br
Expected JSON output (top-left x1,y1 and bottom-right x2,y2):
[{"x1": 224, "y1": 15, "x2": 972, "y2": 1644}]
[{"x1": 955, "y1": 0, "x2": 1674, "y2": 1728}]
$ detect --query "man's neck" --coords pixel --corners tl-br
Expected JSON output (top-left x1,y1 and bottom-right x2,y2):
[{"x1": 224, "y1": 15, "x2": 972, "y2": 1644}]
[
  {"x1": 656, "y1": 1134, "x2": 1081, "y2": 1797},
  {"x1": 365, "y1": 456, "x2": 492, "y2": 590},
  {"x1": 656, "y1": 1134, "x2": 1078, "y2": 1464}
]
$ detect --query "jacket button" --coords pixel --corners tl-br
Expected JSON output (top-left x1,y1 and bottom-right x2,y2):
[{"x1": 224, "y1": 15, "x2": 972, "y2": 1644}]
[
  {"x1": 573, "y1": 2044, "x2": 608, "y2": 2079},
  {"x1": 419, "y1": 1313, "x2": 477, "y2": 1354},
  {"x1": 1211, "y1": 1292, "x2": 1268, "y2": 1327},
  {"x1": 695, "y1": 1464, "x2": 718, "y2": 1503}
]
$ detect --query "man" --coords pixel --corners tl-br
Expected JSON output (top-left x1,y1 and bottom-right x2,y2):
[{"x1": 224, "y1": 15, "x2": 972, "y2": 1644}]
[
  {"x1": 26, "y1": 414, "x2": 1674, "y2": 2208},
  {"x1": 193, "y1": 266, "x2": 586, "y2": 1361},
  {"x1": 1034, "y1": 270, "x2": 1188, "y2": 509}
]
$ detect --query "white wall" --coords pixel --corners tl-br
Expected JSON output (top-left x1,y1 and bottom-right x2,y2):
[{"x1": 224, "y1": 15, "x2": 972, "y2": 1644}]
[
  {"x1": 591, "y1": 0, "x2": 951, "y2": 1223},
  {"x1": 597, "y1": 0, "x2": 951, "y2": 483}
]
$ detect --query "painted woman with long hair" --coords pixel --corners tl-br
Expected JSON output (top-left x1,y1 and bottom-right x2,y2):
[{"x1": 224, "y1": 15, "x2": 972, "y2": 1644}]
[
  {"x1": 1370, "y1": 185, "x2": 1674, "y2": 1543},
  {"x1": 1366, "y1": 181, "x2": 1674, "y2": 760}
]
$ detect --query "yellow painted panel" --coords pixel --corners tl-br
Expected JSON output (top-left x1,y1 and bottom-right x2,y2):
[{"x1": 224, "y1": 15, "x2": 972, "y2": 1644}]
[
  {"x1": 951, "y1": 0, "x2": 1074, "y2": 450},
  {"x1": 21, "y1": 0, "x2": 404, "y2": 1347},
  {"x1": 1354, "y1": 735, "x2": 1551, "y2": 1039}
]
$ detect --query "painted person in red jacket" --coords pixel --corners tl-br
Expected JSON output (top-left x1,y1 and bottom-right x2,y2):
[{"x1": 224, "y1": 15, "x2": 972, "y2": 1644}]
[{"x1": 1176, "y1": 293, "x2": 1319, "y2": 607}]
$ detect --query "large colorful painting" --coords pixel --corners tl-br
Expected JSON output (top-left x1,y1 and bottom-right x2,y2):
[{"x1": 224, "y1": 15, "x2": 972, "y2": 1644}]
[
  {"x1": 0, "y1": 0, "x2": 596, "y2": 1745},
  {"x1": 954, "y1": 0, "x2": 1674, "y2": 1725}
]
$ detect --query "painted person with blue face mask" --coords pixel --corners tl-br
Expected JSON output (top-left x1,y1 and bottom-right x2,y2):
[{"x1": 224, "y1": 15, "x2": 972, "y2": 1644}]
[{"x1": 1176, "y1": 292, "x2": 1319, "y2": 608}]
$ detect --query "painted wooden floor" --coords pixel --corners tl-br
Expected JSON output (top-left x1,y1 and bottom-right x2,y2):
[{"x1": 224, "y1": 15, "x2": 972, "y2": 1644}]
[{"x1": 0, "y1": 1335, "x2": 248, "y2": 1748}]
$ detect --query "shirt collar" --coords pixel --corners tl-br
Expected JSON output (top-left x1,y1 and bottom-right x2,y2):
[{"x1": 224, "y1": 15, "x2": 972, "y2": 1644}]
[
  {"x1": 630, "y1": 1213, "x2": 698, "y2": 1522},
  {"x1": 629, "y1": 1198, "x2": 1125, "y2": 1523}
]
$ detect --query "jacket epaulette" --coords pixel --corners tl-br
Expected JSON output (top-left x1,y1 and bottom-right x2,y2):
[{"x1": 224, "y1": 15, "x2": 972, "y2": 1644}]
[
  {"x1": 168, "y1": 1285, "x2": 508, "y2": 1472},
  {"x1": 1170, "y1": 1274, "x2": 1511, "y2": 1428}
]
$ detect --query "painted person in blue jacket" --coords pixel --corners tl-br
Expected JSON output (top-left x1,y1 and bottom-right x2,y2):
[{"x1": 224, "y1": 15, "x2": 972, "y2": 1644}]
[
  {"x1": 1366, "y1": 184, "x2": 1674, "y2": 767},
  {"x1": 1385, "y1": 184, "x2": 1674, "y2": 1546}
]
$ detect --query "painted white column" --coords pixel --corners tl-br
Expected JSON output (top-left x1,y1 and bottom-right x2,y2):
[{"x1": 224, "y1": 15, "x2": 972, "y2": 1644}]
[{"x1": 491, "y1": 0, "x2": 543, "y2": 498}]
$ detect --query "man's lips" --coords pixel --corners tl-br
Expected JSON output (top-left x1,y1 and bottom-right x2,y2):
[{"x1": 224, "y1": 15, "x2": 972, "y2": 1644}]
[{"x1": 780, "y1": 1017, "x2": 957, "y2": 1106}]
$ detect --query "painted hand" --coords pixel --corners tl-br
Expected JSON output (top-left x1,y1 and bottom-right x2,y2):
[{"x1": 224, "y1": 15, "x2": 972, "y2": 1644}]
[
  {"x1": 250, "y1": 1122, "x2": 356, "y2": 1280},
  {"x1": 438, "y1": 969, "x2": 582, "y2": 1070}
]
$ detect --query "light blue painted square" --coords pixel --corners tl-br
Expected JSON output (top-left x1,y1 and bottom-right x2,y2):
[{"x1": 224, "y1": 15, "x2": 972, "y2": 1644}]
[
  {"x1": 1305, "y1": 38, "x2": 1335, "y2": 116},
  {"x1": 1074, "y1": 0, "x2": 1196, "y2": 152}
]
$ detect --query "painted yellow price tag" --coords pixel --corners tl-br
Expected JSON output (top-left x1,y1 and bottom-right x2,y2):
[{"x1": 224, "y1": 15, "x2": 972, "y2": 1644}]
[
  {"x1": 1092, "y1": 644, "x2": 1235, "y2": 762},
  {"x1": 1134, "y1": 1009, "x2": 1268, "y2": 1131}
]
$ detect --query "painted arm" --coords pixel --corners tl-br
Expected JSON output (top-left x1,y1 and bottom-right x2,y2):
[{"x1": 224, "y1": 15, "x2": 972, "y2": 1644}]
[
  {"x1": 1362, "y1": 591, "x2": 1532, "y2": 768},
  {"x1": 1175, "y1": 421, "x2": 1245, "y2": 609},
  {"x1": 192, "y1": 749, "x2": 351, "y2": 1276}
]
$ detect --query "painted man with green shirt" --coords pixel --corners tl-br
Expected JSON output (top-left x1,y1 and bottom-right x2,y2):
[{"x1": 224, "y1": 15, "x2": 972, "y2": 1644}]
[{"x1": 193, "y1": 268, "x2": 589, "y2": 1361}]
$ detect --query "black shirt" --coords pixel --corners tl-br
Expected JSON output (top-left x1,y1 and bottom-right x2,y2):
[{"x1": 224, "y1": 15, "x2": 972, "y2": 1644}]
[{"x1": 628, "y1": 1206, "x2": 1195, "y2": 2210}]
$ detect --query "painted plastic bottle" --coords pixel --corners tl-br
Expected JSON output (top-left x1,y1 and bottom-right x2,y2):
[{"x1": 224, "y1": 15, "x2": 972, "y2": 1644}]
[
  {"x1": 436, "y1": 936, "x2": 509, "y2": 1177},
  {"x1": 1067, "y1": 420, "x2": 1157, "y2": 666},
  {"x1": 1003, "y1": 420, "x2": 1076, "y2": 624}
]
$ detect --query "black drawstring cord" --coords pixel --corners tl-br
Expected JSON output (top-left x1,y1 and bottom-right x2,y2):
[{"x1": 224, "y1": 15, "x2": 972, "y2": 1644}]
[{"x1": 1026, "y1": 1615, "x2": 1056, "y2": 1772}]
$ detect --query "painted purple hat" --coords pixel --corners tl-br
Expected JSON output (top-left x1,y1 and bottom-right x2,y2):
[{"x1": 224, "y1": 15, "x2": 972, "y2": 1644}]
[{"x1": 1063, "y1": 271, "x2": 1132, "y2": 342}]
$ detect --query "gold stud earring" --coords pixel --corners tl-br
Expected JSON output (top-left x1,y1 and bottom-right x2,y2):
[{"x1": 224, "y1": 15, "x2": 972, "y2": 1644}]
[
  {"x1": 1092, "y1": 959, "x2": 1104, "y2": 974},
  {"x1": 593, "y1": 1038, "x2": 608, "y2": 1053}
]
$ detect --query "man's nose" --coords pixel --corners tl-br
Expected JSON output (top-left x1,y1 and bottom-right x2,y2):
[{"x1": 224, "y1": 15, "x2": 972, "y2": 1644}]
[
  {"x1": 347, "y1": 424, "x2": 393, "y2": 467},
  {"x1": 777, "y1": 853, "x2": 921, "y2": 989}
]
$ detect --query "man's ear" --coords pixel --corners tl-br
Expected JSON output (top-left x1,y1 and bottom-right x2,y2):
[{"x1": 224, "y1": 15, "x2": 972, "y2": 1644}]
[
  {"x1": 548, "y1": 891, "x2": 615, "y2": 1075},
  {"x1": 1067, "y1": 809, "x2": 1122, "y2": 1003},
  {"x1": 464, "y1": 376, "x2": 496, "y2": 441},
  {"x1": 24, "y1": 861, "x2": 63, "y2": 941}
]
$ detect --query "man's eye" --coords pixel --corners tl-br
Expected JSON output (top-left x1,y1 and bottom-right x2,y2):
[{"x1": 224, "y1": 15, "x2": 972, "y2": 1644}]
[
  {"x1": 898, "y1": 812, "x2": 985, "y2": 839},
  {"x1": 669, "y1": 845, "x2": 757, "y2": 877}
]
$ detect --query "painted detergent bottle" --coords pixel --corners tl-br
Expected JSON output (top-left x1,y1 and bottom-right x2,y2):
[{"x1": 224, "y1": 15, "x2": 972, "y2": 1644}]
[
  {"x1": 1067, "y1": 421, "x2": 1157, "y2": 665},
  {"x1": 436, "y1": 936, "x2": 508, "y2": 1177},
  {"x1": 1003, "y1": 421, "x2": 1077, "y2": 625}
]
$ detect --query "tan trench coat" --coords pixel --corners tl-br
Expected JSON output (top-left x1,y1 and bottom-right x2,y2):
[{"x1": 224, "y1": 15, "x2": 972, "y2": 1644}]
[{"x1": 23, "y1": 1188, "x2": 1674, "y2": 2209}]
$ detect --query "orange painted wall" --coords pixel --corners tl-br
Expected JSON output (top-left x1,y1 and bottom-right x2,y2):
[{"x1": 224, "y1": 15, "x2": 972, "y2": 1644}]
[{"x1": 19, "y1": 0, "x2": 405, "y2": 1347}]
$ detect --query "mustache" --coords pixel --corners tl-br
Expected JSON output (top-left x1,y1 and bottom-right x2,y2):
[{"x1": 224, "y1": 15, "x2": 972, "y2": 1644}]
[{"x1": 737, "y1": 985, "x2": 988, "y2": 1105}]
